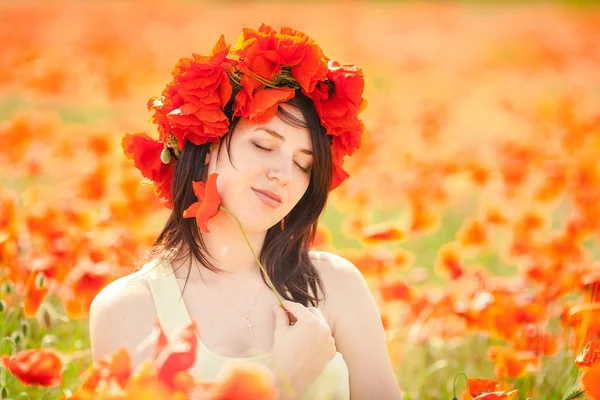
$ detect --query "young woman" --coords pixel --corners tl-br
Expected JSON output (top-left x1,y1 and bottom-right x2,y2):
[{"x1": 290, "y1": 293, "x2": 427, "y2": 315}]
[{"x1": 89, "y1": 25, "x2": 402, "y2": 400}]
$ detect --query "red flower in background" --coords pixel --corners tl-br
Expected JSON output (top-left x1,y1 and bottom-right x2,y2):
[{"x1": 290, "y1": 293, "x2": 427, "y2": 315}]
[{"x1": 1, "y1": 349, "x2": 63, "y2": 387}]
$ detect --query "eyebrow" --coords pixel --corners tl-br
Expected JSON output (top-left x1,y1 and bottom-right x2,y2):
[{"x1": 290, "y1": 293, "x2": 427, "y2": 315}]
[{"x1": 254, "y1": 127, "x2": 313, "y2": 156}]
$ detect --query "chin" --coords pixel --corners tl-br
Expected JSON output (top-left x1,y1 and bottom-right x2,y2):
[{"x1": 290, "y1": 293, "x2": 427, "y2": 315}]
[{"x1": 222, "y1": 204, "x2": 279, "y2": 233}]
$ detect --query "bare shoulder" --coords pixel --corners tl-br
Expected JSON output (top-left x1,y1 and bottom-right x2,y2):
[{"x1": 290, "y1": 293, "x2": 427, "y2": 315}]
[
  {"x1": 308, "y1": 250, "x2": 371, "y2": 328},
  {"x1": 309, "y1": 250, "x2": 364, "y2": 289},
  {"x1": 89, "y1": 269, "x2": 158, "y2": 367}
]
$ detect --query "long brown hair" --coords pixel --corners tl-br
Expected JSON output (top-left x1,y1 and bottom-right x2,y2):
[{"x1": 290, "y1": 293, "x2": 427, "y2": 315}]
[{"x1": 147, "y1": 90, "x2": 333, "y2": 306}]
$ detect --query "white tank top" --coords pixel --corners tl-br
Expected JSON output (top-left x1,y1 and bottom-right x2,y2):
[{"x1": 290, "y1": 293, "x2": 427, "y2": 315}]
[{"x1": 142, "y1": 257, "x2": 350, "y2": 400}]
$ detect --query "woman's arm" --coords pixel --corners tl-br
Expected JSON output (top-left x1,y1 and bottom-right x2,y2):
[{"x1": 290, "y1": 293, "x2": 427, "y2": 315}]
[
  {"x1": 315, "y1": 252, "x2": 403, "y2": 400},
  {"x1": 89, "y1": 275, "x2": 157, "y2": 367}
]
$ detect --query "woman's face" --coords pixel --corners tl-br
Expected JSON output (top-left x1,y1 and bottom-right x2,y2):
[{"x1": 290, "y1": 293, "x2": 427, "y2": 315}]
[{"x1": 205, "y1": 104, "x2": 314, "y2": 233}]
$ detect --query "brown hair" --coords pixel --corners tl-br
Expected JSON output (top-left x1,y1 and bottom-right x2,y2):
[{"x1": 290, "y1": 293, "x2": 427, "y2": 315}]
[{"x1": 147, "y1": 90, "x2": 333, "y2": 307}]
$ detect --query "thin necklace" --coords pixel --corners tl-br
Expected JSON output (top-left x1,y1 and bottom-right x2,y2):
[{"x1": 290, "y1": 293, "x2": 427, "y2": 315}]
[{"x1": 204, "y1": 281, "x2": 265, "y2": 338}]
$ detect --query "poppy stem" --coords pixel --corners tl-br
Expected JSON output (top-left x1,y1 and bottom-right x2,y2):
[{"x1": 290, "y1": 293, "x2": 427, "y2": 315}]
[
  {"x1": 452, "y1": 372, "x2": 468, "y2": 400},
  {"x1": 219, "y1": 207, "x2": 285, "y2": 309}
]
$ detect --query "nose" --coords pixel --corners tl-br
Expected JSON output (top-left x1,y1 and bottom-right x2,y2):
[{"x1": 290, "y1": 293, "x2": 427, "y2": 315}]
[{"x1": 267, "y1": 155, "x2": 293, "y2": 185}]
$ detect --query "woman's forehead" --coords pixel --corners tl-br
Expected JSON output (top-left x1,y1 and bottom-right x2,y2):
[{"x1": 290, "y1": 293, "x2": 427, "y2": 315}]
[{"x1": 238, "y1": 111, "x2": 312, "y2": 149}]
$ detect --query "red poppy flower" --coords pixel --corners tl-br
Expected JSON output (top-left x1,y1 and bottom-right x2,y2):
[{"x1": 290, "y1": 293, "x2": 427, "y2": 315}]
[
  {"x1": 360, "y1": 221, "x2": 405, "y2": 245},
  {"x1": 233, "y1": 87, "x2": 296, "y2": 123},
  {"x1": 582, "y1": 362, "x2": 600, "y2": 400},
  {"x1": 82, "y1": 348, "x2": 132, "y2": 391},
  {"x1": 1, "y1": 348, "x2": 63, "y2": 387},
  {"x1": 23, "y1": 270, "x2": 49, "y2": 318},
  {"x1": 576, "y1": 340, "x2": 600, "y2": 370},
  {"x1": 154, "y1": 321, "x2": 199, "y2": 390},
  {"x1": 278, "y1": 27, "x2": 329, "y2": 93},
  {"x1": 312, "y1": 61, "x2": 366, "y2": 156},
  {"x1": 231, "y1": 24, "x2": 282, "y2": 93},
  {"x1": 467, "y1": 378, "x2": 505, "y2": 397},
  {"x1": 183, "y1": 173, "x2": 222, "y2": 233},
  {"x1": 473, "y1": 390, "x2": 519, "y2": 400},
  {"x1": 121, "y1": 132, "x2": 176, "y2": 208}
]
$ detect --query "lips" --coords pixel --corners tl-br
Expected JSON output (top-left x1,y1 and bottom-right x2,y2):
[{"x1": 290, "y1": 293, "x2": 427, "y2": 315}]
[{"x1": 252, "y1": 188, "x2": 282, "y2": 209}]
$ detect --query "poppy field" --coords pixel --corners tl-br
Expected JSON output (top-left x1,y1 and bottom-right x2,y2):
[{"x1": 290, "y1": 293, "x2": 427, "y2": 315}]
[{"x1": 1, "y1": 1, "x2": 600, "y2": 399}]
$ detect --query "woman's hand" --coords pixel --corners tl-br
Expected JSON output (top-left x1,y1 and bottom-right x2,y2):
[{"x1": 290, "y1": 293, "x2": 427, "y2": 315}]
[{"x1": 271, "y1": 300, "x2": 337, "y2": 399}]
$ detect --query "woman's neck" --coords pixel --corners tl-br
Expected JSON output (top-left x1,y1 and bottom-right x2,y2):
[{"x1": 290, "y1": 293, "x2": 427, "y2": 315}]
[{"x1": 169, "y1": 211, "x2": 269, "y2": 283}]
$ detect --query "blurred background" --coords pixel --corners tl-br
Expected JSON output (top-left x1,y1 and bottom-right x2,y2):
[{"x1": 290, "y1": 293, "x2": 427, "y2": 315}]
[{"x1": 1, "y1": 0, "x2": 600, "y2": 399}]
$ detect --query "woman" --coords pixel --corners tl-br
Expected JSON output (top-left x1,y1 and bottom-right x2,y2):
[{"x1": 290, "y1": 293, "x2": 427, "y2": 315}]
[{"x1": 89, "y1": 25, "x2": 402, "y2": 400}]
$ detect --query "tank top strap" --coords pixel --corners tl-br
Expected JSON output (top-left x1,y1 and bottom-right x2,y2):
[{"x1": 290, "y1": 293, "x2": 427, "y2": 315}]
[{"x1": 143, "y1": 257, "x2": 193, "y2": 338}]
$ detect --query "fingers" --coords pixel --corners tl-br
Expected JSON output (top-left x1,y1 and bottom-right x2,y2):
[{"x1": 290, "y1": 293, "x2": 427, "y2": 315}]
[
  {"x1": 281, "y1": 301, "x2": 329, "y2": 325},
  {"x1": 273, "y1": 304, "x2": 290, "y2": 329},
  {"x1": 280, "y1": 300, "x2": 312, "y2": 322}
]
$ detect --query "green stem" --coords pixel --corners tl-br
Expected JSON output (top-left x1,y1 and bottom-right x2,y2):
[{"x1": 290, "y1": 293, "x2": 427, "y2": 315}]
[
  {"x1": 453, "y1": 372, "x2": 468, "y2": 400},
  {"x1": 220, "y1": 207, "x2": 285, "y2": 309}
]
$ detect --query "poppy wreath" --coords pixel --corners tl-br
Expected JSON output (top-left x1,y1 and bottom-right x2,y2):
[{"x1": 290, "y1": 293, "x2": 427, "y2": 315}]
[{"x1": 122, "y1": 24, "x2": 367, "y2": 209}]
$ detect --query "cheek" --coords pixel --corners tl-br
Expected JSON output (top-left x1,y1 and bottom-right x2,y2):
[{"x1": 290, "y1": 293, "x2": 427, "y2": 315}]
[{"x1": 288, "y1": 181, "x2": 309, "y2": 209}]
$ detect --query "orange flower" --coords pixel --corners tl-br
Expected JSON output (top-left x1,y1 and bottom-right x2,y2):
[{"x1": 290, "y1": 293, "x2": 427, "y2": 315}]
[
  {"x1": 378, "y1": 277, "x2": 413, "y2": 302},
  {"x1": 457, "y1": 219, "x2": 489, "y2": 248},
  {"x1": 467, "y1": 378, "x2": 505, "y2": 397},
  {"x1": 23, "y1": 269, "x2": 49, "y2": 318},
  {"x1": 435, "y1": 242, "x2": 464, "y2": 280},
  {"x1": 183, "y1": 173, "x2": 222, "y2": 233},
  {"x1": 582, "y1": 362, "x2": 600, "y2": 400},
  {"x1": 82, "y1": 348, "x2": 132, "y2": 391},
  {"x1": 62, "y1": 260, "x2": 114, "y2": 318},
  {"x1": 1, "y1": 348, "x2": 63, "y2": 387},
  {"x1": 208, "y1": 363, "x2": 278, "y2": 400},
  {"x1": 575, "y1": 340, "x2": 600, "y2": 370},
  {"x1": 473, "y1": 390, "x2": 519, "y2": 400},
  {"x1": 311, "y1": 224, "x2": 333, "y2": 249},
  {"x1": 561, "y1": 303, "x2": 600, "y2": 350},
  {"x1": 487, "y1": 346, "x2": 540, "y2": 379},
  {"x1": 513, "y1": 325, "x2": 560, "y2": 357},
  {"x1": 360, "y1": 221, "x2": 405, "y2": 245},
  {"x1": 409, "y1": 202, "x2": 440, "y2": 234}
]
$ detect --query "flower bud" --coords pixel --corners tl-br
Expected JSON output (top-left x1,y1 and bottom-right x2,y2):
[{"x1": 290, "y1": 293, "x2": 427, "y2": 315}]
[
  {"x1": 0, "y1": 299, "x2": 6, "y2": 312},
  {"x1": 36, "y1": 302, "x2": 58, "y2": 330},
  {"x1": 4, "y1": 282, "x2": 13, "y2": 294},
  {"x1": 20, "y1": 320, "x2": 30, "y2": 337},
  {"x1": 160, "y1": 147, "x2": 171, "y2": 164},
  {"x1": 34, "y1": 272, "x2": 45, "y2": 289},
  {"x1": 1, "y1": 387, "x2": 8, "y2": 399},
  {"x1": 11, "y1": 331, "x2": 23, "y2": 345}
]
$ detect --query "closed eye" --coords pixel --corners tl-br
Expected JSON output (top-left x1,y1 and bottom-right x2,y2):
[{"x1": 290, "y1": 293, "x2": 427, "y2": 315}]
[
  {"x1": 254, "y1": 143, "x2": 311, "y2": 174},
  {"x1": 253, "y1": 143, "x2": 272, "y2": 152}
]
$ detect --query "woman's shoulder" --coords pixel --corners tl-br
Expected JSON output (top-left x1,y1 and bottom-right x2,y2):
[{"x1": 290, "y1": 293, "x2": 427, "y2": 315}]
[
  {"x1": 309, "y1": 250, "x2": 364, "y2": 285},
  {"x1": 308, "y1": 250, "x2": 370, "y2": 317},
  {"x1": 89, "y1": 263, "x2": 159, "y2": 366}
]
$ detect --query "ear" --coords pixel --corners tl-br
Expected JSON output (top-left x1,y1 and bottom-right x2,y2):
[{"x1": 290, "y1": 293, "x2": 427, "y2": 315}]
[{"x1": 204, "y1": 143, "x2": 217, "y2": 165}]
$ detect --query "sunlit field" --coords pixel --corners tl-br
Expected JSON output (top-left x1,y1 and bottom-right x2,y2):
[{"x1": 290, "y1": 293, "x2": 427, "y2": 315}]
[{"x1": 1, "y1": 1, "x2": 600, "y2": 399}]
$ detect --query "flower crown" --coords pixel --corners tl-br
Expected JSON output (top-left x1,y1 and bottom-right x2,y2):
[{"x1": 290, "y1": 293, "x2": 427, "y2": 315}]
[{"x1": 122, "y1": 24, "x2": 367, "y2": 209}]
